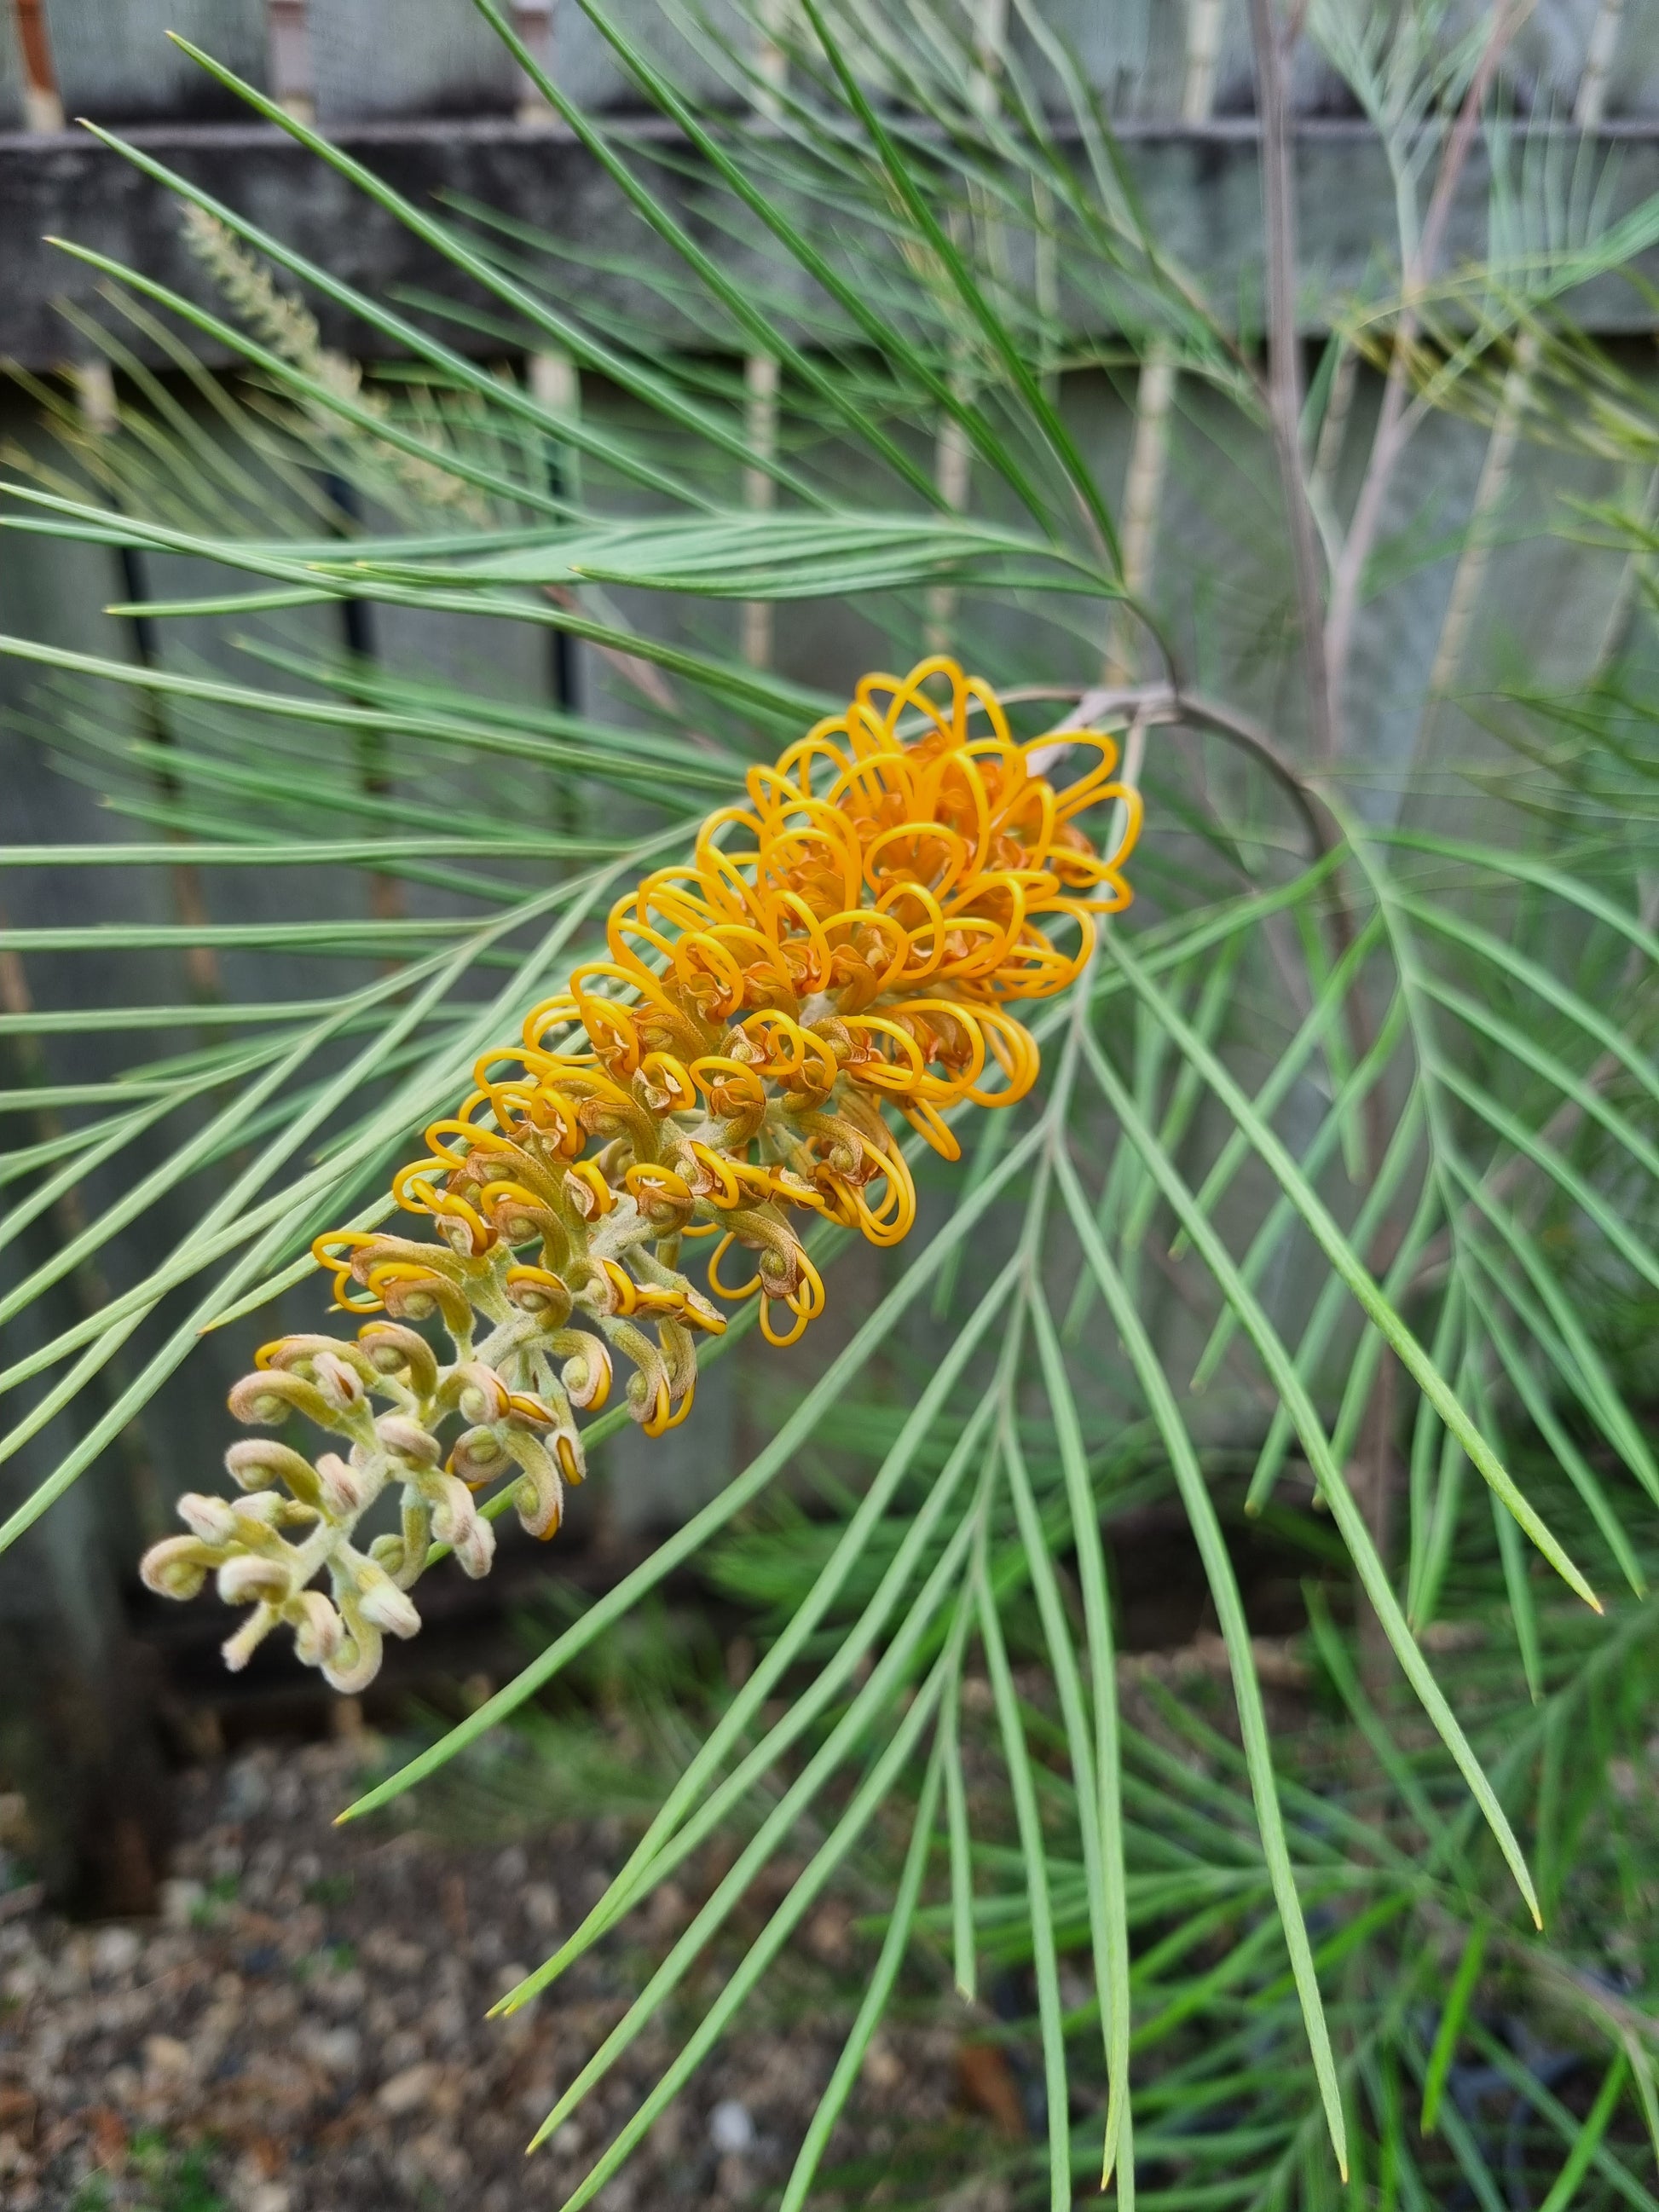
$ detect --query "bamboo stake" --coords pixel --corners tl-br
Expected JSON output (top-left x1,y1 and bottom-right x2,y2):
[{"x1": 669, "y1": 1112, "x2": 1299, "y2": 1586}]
[
  {"x1": 13, "y1": 0, "x2": 63, "y2": 131},
  {"x1": 518, "y1": 8, "x2": 589, "y2": 723},
  {"x1": 513, "y1": 0, "x2": 557, "y2": 123},
  {"x1": 267, "y1": 0, "x2": 315, "y2": 124},
  {"x1": 531, "y1": 361, "x2": 582, "y2": 763}
]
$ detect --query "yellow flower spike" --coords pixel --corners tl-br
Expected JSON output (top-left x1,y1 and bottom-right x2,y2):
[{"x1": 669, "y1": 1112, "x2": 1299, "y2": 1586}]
[{"x1": 149, "y1": 658, "x2": 1138, "y2": 1690}]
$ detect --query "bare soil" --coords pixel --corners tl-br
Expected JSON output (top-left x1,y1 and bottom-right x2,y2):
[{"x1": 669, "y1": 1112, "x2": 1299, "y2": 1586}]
[{"x1": 0, "y1": 1735, "x2": 1009, "y2": 2212}]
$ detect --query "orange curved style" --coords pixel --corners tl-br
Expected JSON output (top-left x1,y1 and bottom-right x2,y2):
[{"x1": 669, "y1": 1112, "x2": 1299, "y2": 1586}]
[{"x1": 141, "y1": 659, "x2": 1140, "y2": 1691}]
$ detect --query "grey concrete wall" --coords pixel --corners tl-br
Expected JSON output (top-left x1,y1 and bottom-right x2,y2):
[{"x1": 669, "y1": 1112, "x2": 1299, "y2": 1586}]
[{"x1": 6, "y1": 118, "x2": 1659, "y2": 376}]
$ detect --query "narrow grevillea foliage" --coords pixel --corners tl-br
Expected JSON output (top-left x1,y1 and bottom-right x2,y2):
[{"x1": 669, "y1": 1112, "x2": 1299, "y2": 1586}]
[{"x1": 139, "y1": 657, "x2": 1139, "y2": 1690}]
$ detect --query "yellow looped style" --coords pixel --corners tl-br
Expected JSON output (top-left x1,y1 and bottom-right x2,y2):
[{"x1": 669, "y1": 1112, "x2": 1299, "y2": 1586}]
[{"x1": 143, "y1": 660, "x2": 1139, "y2": 1691}]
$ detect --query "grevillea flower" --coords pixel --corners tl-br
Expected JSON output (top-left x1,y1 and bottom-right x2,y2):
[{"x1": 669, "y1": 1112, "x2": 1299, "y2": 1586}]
[{"x1": 141, "y1": 657, "x2": 1141, "y2": 1689}]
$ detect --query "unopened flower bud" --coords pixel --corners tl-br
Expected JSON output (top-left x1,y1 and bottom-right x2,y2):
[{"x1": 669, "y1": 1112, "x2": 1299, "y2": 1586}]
[
  {"x1": 225, "y1": 1438, "x2": 321, "y2": 1505},
  {"x1": 140, "y1": 1535, "x2": 218, "y2": 1601},
  {"x1": 376, "y1": 1415, "x2": 442, "y2": 1465},
  {"x1": 311, "y1": 1350, "x2": 367, "y2": 1415},
  {"x1": 232, "y1": 1491, "x2": 290, "y2": 1529},
  {"x1": 454, "y1": 1363, "x2": 510, "y2": 1425},
  {"x1": 228, "y1": 1369, "x2": 338, "y2": 1431},
  {"x1": 559, "y1": 1335, "x2": 611, "y2": 1412},
  {"x1": 427, "y1": 1473, "x2": 495, "y2": 1580},
  {"x1": 176, "y1": 1493, "x2": 239, "y2": 1545},
  {"x1": 368, "y1": 1532, "x2": 411, "y2": 1582},
  {"x1": 504, "y1": 1390, "x2": 556, "y2": 1430},
  {"x1": 506, "y1": 1434, "x2": 564, "y2": 1543},
  {"x1": 352, "y1": 1564, "x2": 421, "y2": 1639},
  {"x1": 448, "y1": 1426, "x2": 511, "y2": 1486},
  {"x1": 321, "y1": 1622, "x2": 384, "y2": 1696},
  {"x1": 217, "y1": 1555, "x2": 292, "y2": 1608},
  {"x1": 261, "y1": 1334, "x2": 376, "y2": 1385},
  {"x1": 315, "y1": 1452, "x2": 371, "y2": 1519},
  {"x1": 357, "y1": 1321, "x2": 439, "y2": 1396},
  {"x1": 288, "y1": 1589, "x2": 344, "y2": 1668}
]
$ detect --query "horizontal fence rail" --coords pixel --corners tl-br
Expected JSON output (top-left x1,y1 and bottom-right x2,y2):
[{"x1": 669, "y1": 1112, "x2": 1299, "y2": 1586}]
[{"x1": 4, "y1": 115, "x2": 1659, "y2": 372}]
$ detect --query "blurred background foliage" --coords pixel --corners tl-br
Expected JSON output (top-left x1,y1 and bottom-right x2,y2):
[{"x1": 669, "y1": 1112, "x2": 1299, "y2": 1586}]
[{"x1": 2, "y1": 0, "x2": 1659, "y2": 2205}]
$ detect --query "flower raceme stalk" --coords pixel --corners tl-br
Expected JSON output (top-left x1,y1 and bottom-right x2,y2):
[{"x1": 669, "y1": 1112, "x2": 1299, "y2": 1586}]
[{"x1": 141, "y1": 659, "x2": 1141, "y2": 1690}]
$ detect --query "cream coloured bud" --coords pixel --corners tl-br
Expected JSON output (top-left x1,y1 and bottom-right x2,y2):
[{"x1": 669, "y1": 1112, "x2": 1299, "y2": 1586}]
[
  {"x1": 376, "y1": 1415, "x2": 442, "y2": 1465},
  {"x1": 322, "y1": 1621, "x2": 384, "y2": 1695},
  {"x1": 315, "y1": 1452, "x2": 371, "y2": 1519},
  {"x1": 454, "y1": 1362, "x2": 510, "y2": 1425},
  {"x1": 288, "y1": 1589, "x2": 345, "y2": 1668},
  {"x1": 352, "y1": 1565, "x2": 421, "y2": 1639},
  {"x1": 311, "y1": 1350, "x2": 367, "y2": 1415},
  {"x1": 217, "y1": 1555, "x2": 292, "y2": 1608},
  {"x1": 427, "y1": 1474, "x2": 495, "y2": 1580},
  {"x1": 503, "y1": 1390, "x2": 556, "y2": 1430},
  {"x1": 225, "y1": 1437, "x2": 321, "y2": 1504},
  {"x1": 367, "y1": 1531, "x2": 411, "y2": 1582},
  {"x1": 559, "y1": 1334, "x2": 612, "y2": 1412},
  {"x1": 358, "y1": 1321, "x2": 439, "y2": 1396},
  {"x1": 176, "y1": 1493, "x2": 239, "y2": 1545},
  {"x1": 434, "y1": 1211, "x2": 483, "y2": 1259},
  {"x1": 140, "y1": 1534, "x2": 218, "y2": 1601},
  {"x1": 448, "y1": 1425, "x2": 511, "y2": 1483},
  {"x1": 507, "y1": 1433, "x2": 564, "y2": 1543},
  {"x1": 263, "y1": 1334, "x2": 376, "y2": 1384},
  {"x1": 231, "y1": 1491, "x2": 289, "y2": 1530},
  {"x1": 228, "y1": 1369, "x2": 338, "y2": 1431}
]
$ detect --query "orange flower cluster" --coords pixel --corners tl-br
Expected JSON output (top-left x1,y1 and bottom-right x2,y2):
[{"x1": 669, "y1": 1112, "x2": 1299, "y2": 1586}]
[{"x1": 140, "y1": 659, "x2": 1140, "y2": 1689}]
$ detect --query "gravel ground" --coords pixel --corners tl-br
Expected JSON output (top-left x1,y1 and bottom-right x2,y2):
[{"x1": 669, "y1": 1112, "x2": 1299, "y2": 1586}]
[{"x1": 0, "y1": 1735, "x2": 1003, "y2": 2212}]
